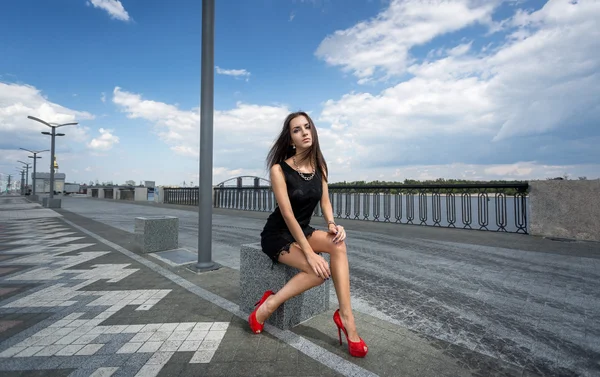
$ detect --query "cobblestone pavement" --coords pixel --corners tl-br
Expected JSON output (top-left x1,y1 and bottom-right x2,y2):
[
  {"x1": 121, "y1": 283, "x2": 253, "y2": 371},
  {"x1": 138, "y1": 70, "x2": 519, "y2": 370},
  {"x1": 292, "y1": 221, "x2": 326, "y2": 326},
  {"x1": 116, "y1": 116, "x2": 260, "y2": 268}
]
[
  {"x1": 58, "y1": 196, "x2": 600, "y2": 377},
  {"x1": 0, "y1": 197, "x2": 360, "y2": 377},
  {"x1": 0, "y1": 218, "x2": 231, "y2": 375}
]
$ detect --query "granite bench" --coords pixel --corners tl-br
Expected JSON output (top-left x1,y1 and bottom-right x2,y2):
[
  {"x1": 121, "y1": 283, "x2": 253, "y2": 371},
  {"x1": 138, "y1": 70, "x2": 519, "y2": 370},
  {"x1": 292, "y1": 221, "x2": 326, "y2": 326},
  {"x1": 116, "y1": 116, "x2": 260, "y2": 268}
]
[
  {"x1": 240, "y1": 243, "x2": 330, "y2": 330},
  {"x1": 42, "y1": 197, "x2": 62, "y2": 208},
  {"x1": 135, "y1": 216, "x2": 179, "y2": 253}
]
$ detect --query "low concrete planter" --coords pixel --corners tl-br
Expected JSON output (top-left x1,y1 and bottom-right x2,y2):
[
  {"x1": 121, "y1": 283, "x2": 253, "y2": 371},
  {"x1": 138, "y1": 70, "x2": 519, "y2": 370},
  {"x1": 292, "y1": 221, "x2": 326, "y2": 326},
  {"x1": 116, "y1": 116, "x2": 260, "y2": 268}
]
[
  {"x1": 240, "y1": 243, "x2": 330, "y2": 330},
  {"x1": 135, "y1": 216, "x2": 179, "y2": 253}
]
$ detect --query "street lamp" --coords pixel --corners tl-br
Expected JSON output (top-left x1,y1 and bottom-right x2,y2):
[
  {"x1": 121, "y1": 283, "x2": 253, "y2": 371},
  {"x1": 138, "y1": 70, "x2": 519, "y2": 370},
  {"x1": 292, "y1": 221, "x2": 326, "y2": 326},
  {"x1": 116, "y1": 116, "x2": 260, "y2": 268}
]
[
  {"x1": 0, "y1": 173, "x2": 11, "y2": 194},
  {"x1": 27, "y1": 116, "x2": 77, "y2": 202},
  {"x1": 15, "y1": 168, "x2": 25, "y2": 195},
  {"x1": 196, "y1": 0, "x2": 217, "y2": 271},
  {"x1": 20, "y1": 148, "x2": 48, "y2": 198},
  {"x1": 17, "y1": 160, "x2": 32, "y2": 195}
]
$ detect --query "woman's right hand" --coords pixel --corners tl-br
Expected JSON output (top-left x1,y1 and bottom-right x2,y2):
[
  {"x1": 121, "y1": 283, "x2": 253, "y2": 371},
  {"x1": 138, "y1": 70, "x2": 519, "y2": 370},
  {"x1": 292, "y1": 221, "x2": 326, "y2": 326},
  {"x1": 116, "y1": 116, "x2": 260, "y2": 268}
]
[{"x1": 306, "y1": 252, "x2": 331, "y2": 280}]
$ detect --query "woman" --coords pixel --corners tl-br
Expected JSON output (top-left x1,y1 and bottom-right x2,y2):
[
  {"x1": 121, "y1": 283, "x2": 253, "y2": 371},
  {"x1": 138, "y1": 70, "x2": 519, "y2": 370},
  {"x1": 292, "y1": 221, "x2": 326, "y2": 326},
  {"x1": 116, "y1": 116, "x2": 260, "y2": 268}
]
[{"x1": 248, "y1": 111, "x2": 368, "y2": 358}]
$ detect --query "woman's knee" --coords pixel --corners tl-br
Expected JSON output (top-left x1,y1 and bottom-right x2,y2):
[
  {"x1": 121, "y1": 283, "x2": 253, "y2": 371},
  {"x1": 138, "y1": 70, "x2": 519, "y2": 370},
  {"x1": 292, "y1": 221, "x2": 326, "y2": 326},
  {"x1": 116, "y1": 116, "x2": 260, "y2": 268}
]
[
  {"x1": 308, "y1": 230, "x2": 347, "y2": 256},
  {"x1": 329, "y1": 239, "x2": 347, "y2": 255}
]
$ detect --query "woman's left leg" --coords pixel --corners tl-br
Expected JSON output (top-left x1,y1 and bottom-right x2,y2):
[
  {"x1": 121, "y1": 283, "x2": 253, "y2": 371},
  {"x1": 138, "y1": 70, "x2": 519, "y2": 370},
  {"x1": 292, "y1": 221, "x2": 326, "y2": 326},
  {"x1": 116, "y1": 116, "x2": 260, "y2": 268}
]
[
  {"x1": 307, "y1": 230, "x2": 361, "y2": 342},
  {"x1": 255, "y1": 245, "x2": 325, "y2": 324}
]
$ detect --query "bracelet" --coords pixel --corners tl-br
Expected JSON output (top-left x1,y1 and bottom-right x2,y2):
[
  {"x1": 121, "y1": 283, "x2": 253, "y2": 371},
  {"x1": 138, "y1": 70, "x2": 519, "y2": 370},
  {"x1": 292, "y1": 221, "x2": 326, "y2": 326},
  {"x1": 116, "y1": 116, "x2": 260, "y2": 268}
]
[{"x1": 327, "y1": 220, "x2": 336, "y2": 227}]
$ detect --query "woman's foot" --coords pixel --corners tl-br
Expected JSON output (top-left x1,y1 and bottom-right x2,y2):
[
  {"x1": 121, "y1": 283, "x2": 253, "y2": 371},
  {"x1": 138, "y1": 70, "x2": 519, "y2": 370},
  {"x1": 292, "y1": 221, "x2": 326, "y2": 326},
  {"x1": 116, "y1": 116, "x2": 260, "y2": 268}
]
[
  {"x1": 255, "y1": 296, "x2": 275, "y2": 324},
  {"x1": 338, "y1": 310, "x2": 361, "y2": 342},
  {"x1": 333, "y1": 309, "x2": 368, "y2": 357},
  {"x1": 248, "y1": 290, "x2": 274, "y2": 334}
]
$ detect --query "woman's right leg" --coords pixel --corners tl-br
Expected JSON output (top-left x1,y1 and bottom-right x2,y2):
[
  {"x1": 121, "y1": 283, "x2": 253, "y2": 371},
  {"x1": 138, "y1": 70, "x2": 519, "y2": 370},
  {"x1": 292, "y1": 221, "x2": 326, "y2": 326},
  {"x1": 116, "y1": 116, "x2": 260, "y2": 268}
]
[{"x1": 255, "y1": 244, "x2": 324, "y2": 324}]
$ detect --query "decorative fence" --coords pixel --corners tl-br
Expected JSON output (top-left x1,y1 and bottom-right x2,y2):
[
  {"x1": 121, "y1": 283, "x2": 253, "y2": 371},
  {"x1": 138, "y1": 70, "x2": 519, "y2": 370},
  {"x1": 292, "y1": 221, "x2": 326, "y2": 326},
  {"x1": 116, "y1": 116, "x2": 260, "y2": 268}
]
[
  {"x1": 164, "y1": 187, "x2": 199, "y2": 206},
  {"x1": 167, "y1": 183, "x2": 529, "y2": 233}
]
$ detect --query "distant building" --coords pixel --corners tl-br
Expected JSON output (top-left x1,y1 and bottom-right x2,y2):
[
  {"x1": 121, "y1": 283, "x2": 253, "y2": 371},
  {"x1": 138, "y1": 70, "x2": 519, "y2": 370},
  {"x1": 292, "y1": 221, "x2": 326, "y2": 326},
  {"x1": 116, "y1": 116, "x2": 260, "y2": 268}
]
[{"x1": 32, "y1": 172, "x2": 66, "y2": 194}]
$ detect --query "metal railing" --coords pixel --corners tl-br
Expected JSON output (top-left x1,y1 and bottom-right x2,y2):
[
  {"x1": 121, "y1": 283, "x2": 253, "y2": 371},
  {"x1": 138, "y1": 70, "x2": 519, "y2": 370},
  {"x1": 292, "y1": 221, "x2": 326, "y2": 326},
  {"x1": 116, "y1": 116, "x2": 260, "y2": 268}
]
[
  {"x1": 212, "y1": 183, "x2": 529, "y2": 233},
  {"x1": 164, "y1": 187, "x2": 199, "y2": 206}
]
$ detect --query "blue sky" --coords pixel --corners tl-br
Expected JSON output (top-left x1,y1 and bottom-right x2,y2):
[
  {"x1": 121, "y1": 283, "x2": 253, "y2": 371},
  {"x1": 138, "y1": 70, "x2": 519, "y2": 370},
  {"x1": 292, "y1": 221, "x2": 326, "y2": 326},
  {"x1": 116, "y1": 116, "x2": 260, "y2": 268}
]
[{"x1": 1, "y1": 0, "x2": 599, "y2": 188}]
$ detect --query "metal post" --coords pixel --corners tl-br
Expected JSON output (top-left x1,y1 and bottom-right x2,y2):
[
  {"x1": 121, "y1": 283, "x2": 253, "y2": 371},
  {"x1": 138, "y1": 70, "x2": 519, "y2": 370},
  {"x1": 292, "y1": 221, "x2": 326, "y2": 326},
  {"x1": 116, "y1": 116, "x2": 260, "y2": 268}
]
[
  {"x1": 20, "y1": 171, "x2": 25, "y2": 195},
  {"x1": 50, "y1": 127, "x2": 56, "y2": 199},
  {"x1": 27, "y1": 116, "x2": 76, "y2": 201},
  {"x1": 196, "y1": 0, "x2": 217, "y2": 271},
  {"x1": 22, "y1": 148, "x2": 50, "y2": 198},
  {"x1": 32, "y1": 154, "x2": 37, "y2": 196},
  {"x1": 18, "y1": 161, "x2": 31, "y2": 195}
]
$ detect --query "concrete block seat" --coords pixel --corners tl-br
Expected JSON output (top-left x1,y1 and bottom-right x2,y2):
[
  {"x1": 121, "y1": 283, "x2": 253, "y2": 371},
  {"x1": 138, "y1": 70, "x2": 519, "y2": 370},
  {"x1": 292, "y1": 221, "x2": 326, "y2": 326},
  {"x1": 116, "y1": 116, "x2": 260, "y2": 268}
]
[
  {"x1": 135, "y1": 216, "x2": 179, "y2": 253},
  {"x1": 240, "y1": 243, "x2": 330, "y2": 330},
  {"x1": 42, "y1": 197, "x2": 61, "y2": 208}
]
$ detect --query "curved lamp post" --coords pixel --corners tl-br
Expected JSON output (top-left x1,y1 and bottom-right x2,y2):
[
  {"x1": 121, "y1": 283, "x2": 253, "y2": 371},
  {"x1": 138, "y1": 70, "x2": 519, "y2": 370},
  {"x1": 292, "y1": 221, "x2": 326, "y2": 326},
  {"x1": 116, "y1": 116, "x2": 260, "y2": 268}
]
[
  {"x1": 19, "y1": 148, "x2": 48, "y2": 197},
  {"x1": 15, "y1": 168, "x2": 25, "y2": 195},
  {"x1": 0, "y1": 173, "x2": 12, "y2": 194},
  {"x1": 17, "y1": 161, "x2": 32, "y2": 195},
  {"x1": 27, "y1": 116, "x2": 77, "y2": 200}
]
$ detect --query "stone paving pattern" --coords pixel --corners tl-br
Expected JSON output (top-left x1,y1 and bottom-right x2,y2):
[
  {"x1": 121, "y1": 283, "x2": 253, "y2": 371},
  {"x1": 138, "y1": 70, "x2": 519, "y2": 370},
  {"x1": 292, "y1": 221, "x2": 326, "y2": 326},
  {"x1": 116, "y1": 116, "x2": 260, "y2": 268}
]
[
  {"x1": 57, "y1": 195, "x2": 600, "y2": 377},
  {"x1": 0, "y1": 195, "x2": 599, "y2": 376},
  {"x1": 0, "y1": 197, "x2": 349, "y2": 377}
]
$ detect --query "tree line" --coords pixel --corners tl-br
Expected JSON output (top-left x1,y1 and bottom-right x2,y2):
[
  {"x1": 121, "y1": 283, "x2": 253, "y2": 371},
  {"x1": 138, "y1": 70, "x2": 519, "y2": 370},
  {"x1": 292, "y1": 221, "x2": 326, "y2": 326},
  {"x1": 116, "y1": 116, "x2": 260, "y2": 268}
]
[{"x1": 328, "y1": 178, "x2": 529, "y2": 195}]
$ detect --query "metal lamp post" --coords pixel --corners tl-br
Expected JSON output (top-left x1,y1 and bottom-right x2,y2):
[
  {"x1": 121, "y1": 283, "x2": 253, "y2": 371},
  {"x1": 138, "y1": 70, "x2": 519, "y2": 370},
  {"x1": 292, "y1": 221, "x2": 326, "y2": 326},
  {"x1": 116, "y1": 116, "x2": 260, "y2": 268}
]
[
  {"x1": 17, "y1": 160, "x2": 31, "y2": 194},
  {"x1": 196, "y1": 0, "x2": 217, "y2": 271},
  {"x1": 27, "y1": 116, "x2": 77, "y2": 201},
  {"x1": 20, "y1": 148, "x2": 48, "y2": 198},
  {"x1": 5, "y1": 174, "x2": 12, "y2": 194},
  {"x1": 16, "y1": 168, "x2": 25, "y2": 195},
  {"x1": 0, "y1": 173, "x2": 11, "y2": 194}
]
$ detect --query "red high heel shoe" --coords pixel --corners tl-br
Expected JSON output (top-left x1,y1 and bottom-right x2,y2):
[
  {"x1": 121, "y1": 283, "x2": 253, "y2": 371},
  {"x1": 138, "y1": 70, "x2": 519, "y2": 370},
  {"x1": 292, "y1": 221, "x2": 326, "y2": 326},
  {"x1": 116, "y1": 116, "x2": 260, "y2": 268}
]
[
  {"x1": 248, "y1": 290, "x2": 274, "y2": 334},
  {"x1": 333, "y1": 309, "x2": 368, "y2": 357}
]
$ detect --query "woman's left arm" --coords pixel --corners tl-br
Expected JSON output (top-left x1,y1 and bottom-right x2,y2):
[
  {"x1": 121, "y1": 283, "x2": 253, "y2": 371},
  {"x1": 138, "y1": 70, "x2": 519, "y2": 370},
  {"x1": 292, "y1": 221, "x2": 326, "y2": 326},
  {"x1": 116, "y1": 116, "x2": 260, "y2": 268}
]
[{"x1": 320, "y1": 176, "x2": 346, "y2": 243}]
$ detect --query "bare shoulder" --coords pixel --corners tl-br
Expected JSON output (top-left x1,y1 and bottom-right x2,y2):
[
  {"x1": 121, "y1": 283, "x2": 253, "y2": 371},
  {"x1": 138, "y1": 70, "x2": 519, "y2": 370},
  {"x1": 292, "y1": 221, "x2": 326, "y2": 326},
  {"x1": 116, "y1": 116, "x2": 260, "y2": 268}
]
[{"x1": 270, "y1": 163, "x2": 284, "y2": 176}]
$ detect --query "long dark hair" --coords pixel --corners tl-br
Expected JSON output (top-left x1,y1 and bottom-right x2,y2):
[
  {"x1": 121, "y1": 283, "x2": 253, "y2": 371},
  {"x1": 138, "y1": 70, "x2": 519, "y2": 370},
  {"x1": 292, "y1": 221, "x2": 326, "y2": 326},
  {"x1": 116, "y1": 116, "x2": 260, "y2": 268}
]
[{"x1": 266, "y1": 111, "x2": 328, "y2": 181}]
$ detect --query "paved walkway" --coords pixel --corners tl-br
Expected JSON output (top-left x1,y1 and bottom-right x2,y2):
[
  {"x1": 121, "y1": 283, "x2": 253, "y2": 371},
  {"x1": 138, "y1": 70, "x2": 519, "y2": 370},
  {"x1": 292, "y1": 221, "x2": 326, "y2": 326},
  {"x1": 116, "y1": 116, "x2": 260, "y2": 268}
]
[{"x1": 0, "y1": 195, "x2": 599, "y2": 376}]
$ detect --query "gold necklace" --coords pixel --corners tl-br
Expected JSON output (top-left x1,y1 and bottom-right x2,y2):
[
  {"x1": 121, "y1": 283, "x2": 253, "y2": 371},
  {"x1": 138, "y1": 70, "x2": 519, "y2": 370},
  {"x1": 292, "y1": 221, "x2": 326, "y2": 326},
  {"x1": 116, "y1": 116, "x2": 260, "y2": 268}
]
[{"x1": 293, "y1": 156, "x2": 315, "y2": 181}]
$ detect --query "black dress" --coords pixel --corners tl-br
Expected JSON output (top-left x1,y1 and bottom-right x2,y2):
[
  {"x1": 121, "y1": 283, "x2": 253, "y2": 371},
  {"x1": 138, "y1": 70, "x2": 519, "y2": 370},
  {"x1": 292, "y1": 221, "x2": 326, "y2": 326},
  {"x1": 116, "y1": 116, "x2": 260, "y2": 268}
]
[{"x1": 260, "y1": 161, "x2": 323, "y2": 264}]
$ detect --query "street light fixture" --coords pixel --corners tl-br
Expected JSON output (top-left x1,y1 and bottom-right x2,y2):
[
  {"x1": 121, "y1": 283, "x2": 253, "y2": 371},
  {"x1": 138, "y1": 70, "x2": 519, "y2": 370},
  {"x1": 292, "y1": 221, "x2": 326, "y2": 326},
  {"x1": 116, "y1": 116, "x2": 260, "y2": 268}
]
[
  {"x1": 0, "y1": 173, "x2": 12, "y2": 194},
  {"x1": 27, "y1": 116, "x2": 78, "y2": 202},
  {"x1": 20, "y1": 148, "x2": 48, "y2": 198},
  {"x1": 17, "y1": 160, "x2": 32, "y2": 195},
  {"x1": 15, "y1": 168, "x2": 25, "y2": 195}
]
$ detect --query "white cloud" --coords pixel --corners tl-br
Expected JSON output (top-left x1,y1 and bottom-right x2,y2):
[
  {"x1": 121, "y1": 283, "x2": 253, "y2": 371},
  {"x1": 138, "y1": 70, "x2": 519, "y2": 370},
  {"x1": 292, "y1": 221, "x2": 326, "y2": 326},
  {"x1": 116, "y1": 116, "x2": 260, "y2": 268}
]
[
  {"x1": 215, "y1": 66, "x2": 251, "y2": 81},
  {"x1": 101, "y1": 92, "x2": 106, "y2": 103},
  {"x1": 112, "y1": 87, "x2": 290, "y2": 182},
  {"x1": 88, "y1": 128, "x2": 119, "y2": 151},
  {"x1": 85, "y1": 167, "x2": 92, "y2": 172},
  {"x1": 317, "y1": 0, "x2": 600, "y2": 177},
  {"x1": 308, "y1": 158, "x2": 599, "y2": 183},
  {"x1": 383, "y1": 162, "x2": 599, "y2": 182},
  {"x1": 289, "y1": 12, "x2": 296, "y2": 22},
  {"x1": 87, "y1": 0, "x2": 130, "y2": 22},
  {"x1": 315, "y1": 0, "x2": 500, "y2": 83},
  {"x1": 0, "y1": 82, "x2": 94, "y2": 151}
]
